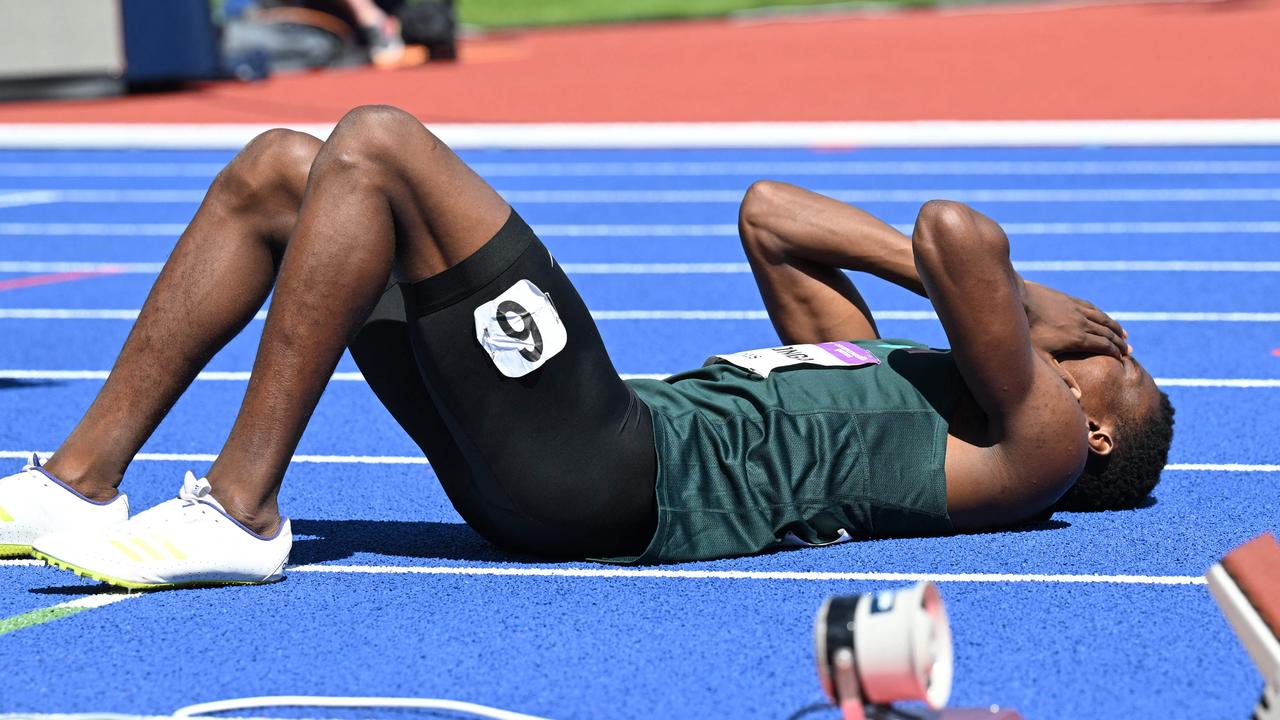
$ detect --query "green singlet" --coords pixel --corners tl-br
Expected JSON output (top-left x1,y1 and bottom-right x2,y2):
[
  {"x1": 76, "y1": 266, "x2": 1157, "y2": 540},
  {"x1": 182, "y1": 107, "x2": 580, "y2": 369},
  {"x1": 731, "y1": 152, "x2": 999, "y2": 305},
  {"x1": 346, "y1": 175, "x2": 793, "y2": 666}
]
[{"x1": 606, "y1": 339, "x2": 965, "y2": 564}]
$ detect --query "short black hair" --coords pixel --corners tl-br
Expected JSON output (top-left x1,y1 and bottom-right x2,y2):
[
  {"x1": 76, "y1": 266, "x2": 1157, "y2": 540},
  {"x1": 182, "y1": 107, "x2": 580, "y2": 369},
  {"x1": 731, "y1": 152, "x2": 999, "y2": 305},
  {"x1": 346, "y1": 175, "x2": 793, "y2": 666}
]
[{"x1": 1054, "y1": 390, "x2": 1175, "y2": 511}]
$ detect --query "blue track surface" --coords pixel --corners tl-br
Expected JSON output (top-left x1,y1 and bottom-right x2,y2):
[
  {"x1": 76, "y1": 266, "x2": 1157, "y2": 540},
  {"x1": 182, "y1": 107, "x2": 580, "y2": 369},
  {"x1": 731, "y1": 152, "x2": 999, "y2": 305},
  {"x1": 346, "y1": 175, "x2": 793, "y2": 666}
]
[{"x1": 0, "y1": 145, "x2": 1277, "y2": 719}]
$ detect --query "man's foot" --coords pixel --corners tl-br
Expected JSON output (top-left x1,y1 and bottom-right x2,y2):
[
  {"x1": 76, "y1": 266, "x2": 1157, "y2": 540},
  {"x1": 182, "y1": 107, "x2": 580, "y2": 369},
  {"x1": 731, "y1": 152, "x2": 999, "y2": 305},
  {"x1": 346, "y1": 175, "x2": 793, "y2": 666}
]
[
  {"x1": 31, "y1": 472, "x2": 291, "y2": 590},
  {"x1": 0, "y1": 454, "x2": 128, "y2": 558}
]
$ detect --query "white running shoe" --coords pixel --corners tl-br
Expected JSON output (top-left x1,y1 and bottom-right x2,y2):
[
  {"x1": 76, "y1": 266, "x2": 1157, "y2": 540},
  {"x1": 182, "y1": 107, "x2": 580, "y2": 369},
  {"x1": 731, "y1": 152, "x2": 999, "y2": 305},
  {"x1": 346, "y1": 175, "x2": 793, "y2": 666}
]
[
  {"x1": 0, "y1": 454, "x2": 129, "y2": 558},
  {"x1": 32, "y1": 471, "x2": 291, "y2": 590}
]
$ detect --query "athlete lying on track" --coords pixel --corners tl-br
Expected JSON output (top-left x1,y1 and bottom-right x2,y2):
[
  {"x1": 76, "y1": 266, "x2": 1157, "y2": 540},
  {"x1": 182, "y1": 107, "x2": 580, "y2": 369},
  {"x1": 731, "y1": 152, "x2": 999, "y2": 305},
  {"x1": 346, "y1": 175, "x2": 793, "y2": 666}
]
[{"x1": 0, "y1": 106, "x2": 1174, "y2": 588}]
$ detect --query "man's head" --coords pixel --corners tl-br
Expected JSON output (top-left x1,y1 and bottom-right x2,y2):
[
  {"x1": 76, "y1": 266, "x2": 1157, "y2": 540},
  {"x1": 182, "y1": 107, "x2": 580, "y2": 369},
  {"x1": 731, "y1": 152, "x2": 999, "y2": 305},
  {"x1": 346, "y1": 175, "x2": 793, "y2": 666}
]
[{"x1": 1053, "y1": 352, "x2": 1175, "y2": 510}]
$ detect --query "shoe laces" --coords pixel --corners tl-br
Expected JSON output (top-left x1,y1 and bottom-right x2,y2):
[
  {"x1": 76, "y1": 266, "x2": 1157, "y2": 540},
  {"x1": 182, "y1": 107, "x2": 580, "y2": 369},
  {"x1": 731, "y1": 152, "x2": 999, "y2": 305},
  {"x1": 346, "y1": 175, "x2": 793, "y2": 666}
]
[
  {"x1": 22, "y1": 452, "x2": 42, "y2": 473},
  {"x1": 140, "y1": 471, "x2": 216, "y2": 526},
  {"x1": 178, "y1": 471, "x2": 213, "y2": 506}
]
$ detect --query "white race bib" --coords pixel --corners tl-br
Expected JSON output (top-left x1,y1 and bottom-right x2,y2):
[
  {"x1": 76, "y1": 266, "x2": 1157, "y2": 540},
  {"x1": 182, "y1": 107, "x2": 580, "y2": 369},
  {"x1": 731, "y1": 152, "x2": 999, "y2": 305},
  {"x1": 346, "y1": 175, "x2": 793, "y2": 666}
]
[
  {"x1": 474, "y1": 279, "x2": 567, "y2": 378},
  {"x1": 708, "y1": 341, "x2": 880, "y2": 378}
]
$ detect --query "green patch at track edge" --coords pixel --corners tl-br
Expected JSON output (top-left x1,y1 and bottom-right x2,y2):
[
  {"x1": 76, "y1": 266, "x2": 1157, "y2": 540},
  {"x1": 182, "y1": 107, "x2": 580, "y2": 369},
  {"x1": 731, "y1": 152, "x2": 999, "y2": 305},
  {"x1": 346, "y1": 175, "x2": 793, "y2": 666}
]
[{"x1": 0, "y1": 604, "x2": 88, "y2": 637}]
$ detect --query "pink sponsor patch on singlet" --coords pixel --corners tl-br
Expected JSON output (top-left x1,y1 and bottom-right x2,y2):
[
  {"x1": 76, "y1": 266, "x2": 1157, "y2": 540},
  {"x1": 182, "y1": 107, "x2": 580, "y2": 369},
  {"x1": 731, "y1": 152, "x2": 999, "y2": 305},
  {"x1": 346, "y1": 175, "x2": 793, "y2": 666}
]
[
  {"x1": 814, "y1": 341, "x2": 880, "y2": 365},
  {"x1": 708, "y1": 341, "x2": 881, "y2": 378}
]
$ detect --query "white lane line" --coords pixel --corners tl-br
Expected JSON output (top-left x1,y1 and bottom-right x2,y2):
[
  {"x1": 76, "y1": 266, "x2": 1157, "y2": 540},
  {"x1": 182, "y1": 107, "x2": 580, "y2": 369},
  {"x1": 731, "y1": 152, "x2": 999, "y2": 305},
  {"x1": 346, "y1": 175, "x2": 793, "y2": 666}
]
[
  {"x1": 288, "y1": 564, "x2": 1206, "y2": 585},
  {"x1": 0, "y1": 261, "x2": 164, "y2": 273},
  {"x1": 1, "y1": 369, "x2": 1275, "y2": 389},
  {"x1": 0, "y1": 308, "x2": 1277, "y2": 322},
  {"x1": 0, "y1": 190, "x2": 61, "y2": 209},
  {"x1": 504, "y1": 188, "x2": 1280, "y2": 204},
  {"x1": 0, "y1": 162, "x2": 225, "y2": 177},
  {"x1": 0, "y1": 715, "x2": 286, "y2": 720},
  {"x1": 0, "y1": 715, "x2": 359, "y2": 720},
  {"x1": 1166, "y1": 463, "x2": 1280, "y2": 472},
  {"x1": 1, "y1": 221, "x2": 1278, "y2": 238},
  {"x1": 477, "y1": 160, "x2": 1280, "y2": 177},
  {"x1": 1155, "y1": 378, "x2": 1280, "y2": 388},
  {"x1": 0, "y1": 450, "x2": 1270, "y2": 472},
  {"x1": 11, "y1": 188, "x2": 1280, "y2": 205},
  {"x1": 0, "y1": 222, "x2": 188, "y2": 237},
  {"x1": 9, "y1": 160, "x2": 1280, "y2": 178},
  {"x1": 0, "y1": 593, "x2": 140, "y2": 637},
  {"x1": 0, "y1": 559, "x2": 39, "y2": 566},
  {"x1": 5, "y1": 119, "x2": 1280, "y2": 149},
  {"x1": 1013, "y1": 260, "x2": 1280, "y2": 273},
  {"x1": 4, "y1": 260, "x2": 1280, "y2": 275},
  {"x1": 535, "y1": 221, "x2": 1280, "y2": 237},
  {"x1": 6, "y1": 259, "x2": 1280, "y2": 275},
  {"x1": 590, "y1": 310, "x2": 1280, "y2": 322},
  {"x1": 0, "y1": 450, "x2": 429, "y2": 465}
]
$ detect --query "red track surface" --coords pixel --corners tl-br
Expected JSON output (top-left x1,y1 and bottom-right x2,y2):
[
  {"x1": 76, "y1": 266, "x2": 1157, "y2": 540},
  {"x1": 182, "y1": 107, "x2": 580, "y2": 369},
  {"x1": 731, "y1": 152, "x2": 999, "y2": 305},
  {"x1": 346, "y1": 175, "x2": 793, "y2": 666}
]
[{"x1": 1, "y1": 0, "x2": 1277, "y2": 123}]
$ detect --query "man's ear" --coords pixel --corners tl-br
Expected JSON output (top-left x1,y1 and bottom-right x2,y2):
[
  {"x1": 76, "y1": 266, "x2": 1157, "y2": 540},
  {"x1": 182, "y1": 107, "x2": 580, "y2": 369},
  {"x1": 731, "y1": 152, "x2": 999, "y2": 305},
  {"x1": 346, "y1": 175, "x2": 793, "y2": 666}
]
[{"x1": 1086, "y1": 419, "x2": 1114, "y2": 456}]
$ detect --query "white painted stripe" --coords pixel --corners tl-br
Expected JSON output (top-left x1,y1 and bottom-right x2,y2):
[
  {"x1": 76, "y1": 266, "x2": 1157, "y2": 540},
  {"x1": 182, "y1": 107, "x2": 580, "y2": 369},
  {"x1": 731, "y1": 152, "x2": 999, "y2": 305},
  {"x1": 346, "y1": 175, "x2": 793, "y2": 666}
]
[
  {"x1": 0, "y1": 221, "x2": 1277, "y2": 239},
  {"x1": 4, "y1": 120, "x2": 1280, "y2": 149},
  {"x1": 0, "y1": 450, "x2": 430, "y2": 465},
  {"x1": 1013, "y1": 261, "x2": 1280, "y2": 273},
  {"x1": 591, "y1": 310, "x2": 1280, "y2": 322},
  {"x1": 0, "y1": 715, "x2": 358, "y2": 720},
  {"x1": 56, "y1": 593, "x2": 139, "y2": 611},
  {"x1": 572, "y1": 220, "x2": 1280, "y2": 242},
  {"x1": 0, "y1": 559, "x2": 39, "y2": 566},
  {"x1": 539, "y1": 221, "x2": 1280, "y2": 237},
  {"x1": 9, "y1": 159, "x2": 1280, "y2": 178},
  {"x1": 476, "y1": 160, "x2": 1280, "y2": 177},
  {"x1": 0, "y1": 261, "x2": 161, "y2": 274},
  {"x1": 565, "y1": 262, "x2": 752, "y2": 274},
  {"x1": 1, "y1": 368, "x2": 1274, "y2": 389},
  {"x1": 1154, "y1": 378, "x2": 1280, "y2": 388},
  {"x1": 0, "y1": 190, "x2": 60, "y2": 209},
  {"x1": 0, "y1": 222, "x2": 187, "y2": 237},
  {"x1": 3, "y1": 259, "x2": 1280, "y2": 276},
  {"x1": 535, "y1": 224, "x2": 742, "y2": 238},
  {"x1": 504, "y1": 188, "x2": 1280, "y2": 204},
  {"x1": 1001, "y1": 221, "x2": 1280, "y2": 235},
  {"x1": 591, "y1": 309, "x2": 772, "y2": 320},
  {"x1": 35, "y1": 189, "x2": 205, "y2": 203},
  {"x1": 0, "y1": 309, "x2": 146, "y2": 319},
  {"x1": 0, "y1": 715, "x2": 306, "y2": 720},
  {"x1": 0, "y1": 162, "x2": 227, "y2": 178},
  {"x1": 567, "y1": 260, "x2": 1280, "y2": 274},
  {"x1": 1106, "y1": 311, "x2": 1280, "y2": 322},
  {"x1": 1165, "y1": 463, "x2": 1280, "y2": 472},
  {"x1": 0, "y1": 369, "x2": 370, "y2": 382},
  {"x1": 0, "y1": 308, "x2": 1276, "y2": 322},
  {"x1": 0, "y1": 450, "x2": 1270, "y2": 472},
  {"x1": 288, "y1": 563, "x2": 1206, "y2": 585},
  {"x1": 19, "y1": 187, "x2": 1280, "y2": 205}
]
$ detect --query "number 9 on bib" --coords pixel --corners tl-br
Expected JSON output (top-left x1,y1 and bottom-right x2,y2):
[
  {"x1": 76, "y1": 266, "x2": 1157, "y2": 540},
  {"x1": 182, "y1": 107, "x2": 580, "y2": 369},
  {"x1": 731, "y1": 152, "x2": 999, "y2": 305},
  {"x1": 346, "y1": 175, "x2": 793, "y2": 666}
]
[{"x1": 473, "y1": 279, "x2": 568, "y2": 378}]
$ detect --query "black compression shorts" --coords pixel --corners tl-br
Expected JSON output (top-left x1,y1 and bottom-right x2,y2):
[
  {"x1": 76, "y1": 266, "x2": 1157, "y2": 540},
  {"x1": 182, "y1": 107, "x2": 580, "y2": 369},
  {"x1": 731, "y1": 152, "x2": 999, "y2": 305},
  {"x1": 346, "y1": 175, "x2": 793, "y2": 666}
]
[{"x1": 348, "y1": 210, "x2": 658, "y2": 558}]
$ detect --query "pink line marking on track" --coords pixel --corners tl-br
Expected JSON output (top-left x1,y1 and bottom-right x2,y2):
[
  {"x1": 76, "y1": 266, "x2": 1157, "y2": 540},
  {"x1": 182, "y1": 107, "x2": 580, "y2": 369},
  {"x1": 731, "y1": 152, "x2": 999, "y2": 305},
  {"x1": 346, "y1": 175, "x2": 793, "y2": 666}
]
[{"x1": 0, "y1": 268, "x2": 123, "y2": 293}]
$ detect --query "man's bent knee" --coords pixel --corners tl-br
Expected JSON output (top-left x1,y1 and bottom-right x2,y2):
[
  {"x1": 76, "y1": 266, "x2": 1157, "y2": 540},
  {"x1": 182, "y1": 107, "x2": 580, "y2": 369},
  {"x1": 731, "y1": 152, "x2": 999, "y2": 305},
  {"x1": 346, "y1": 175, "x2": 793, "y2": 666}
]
[
  {"x1": 214, "y1": 129, "x2": 321, "y2": 212},
  {"x1": 325, "y1": 105, "x2": 438, "y2": 168},
  {"x1": 738, "y1": 180, "x2": 789, "y2": 259}
]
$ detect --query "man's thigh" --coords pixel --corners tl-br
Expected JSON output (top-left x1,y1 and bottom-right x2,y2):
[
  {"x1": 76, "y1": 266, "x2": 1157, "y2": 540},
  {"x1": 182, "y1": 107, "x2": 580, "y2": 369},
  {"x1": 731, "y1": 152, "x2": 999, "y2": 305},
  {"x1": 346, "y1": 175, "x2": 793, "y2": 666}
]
[
  {"x1": 348, "y1": 282, "x2": 482, "y2": 518},
  {"x1": 399, "y1": 211, "x2": 658, "y2": 557}
]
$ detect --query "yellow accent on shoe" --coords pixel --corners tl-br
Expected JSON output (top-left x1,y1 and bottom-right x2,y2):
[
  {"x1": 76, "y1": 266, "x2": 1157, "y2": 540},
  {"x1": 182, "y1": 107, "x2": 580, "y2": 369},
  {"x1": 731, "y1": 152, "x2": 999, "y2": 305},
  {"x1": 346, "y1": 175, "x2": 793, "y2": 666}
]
[
  {"x1": 0, "y1": 504, "x2": 13, "y2": 522},
  {"x1": 0, "y1": 543, "x2": 31, "y2": 558},
  {"x1": 157, "y1": 537, "x2": 187, "y2": 561},
  {"x1": 30, "y1": 550, "x2": 283, "y2": 591},
  {"x1": 108, "y1": 540, "x2": 144, "y2": 562},
  {"x1": 131, "y1": 537, "x2": 165, "y2": 561}
]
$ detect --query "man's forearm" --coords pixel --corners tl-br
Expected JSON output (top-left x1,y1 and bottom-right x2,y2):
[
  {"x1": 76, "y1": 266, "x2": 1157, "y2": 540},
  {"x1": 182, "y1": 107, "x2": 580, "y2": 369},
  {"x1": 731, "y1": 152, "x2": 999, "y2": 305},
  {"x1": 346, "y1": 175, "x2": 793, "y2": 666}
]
[
  {"x1": 749, "y1": 184, "x2": 1043, "y2": 304},
  {"x1": 743, "y1": 182, "x2": 928, "y2": 296}
]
